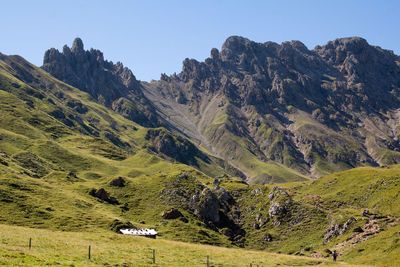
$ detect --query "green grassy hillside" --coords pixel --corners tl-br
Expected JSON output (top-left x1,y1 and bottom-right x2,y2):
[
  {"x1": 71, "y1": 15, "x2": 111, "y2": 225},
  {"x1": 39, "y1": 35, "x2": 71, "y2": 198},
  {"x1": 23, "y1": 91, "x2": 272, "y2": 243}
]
[
  {"x1": 0, "y1": 53, "x2": 233, "y2": 244},
  {"x1": 293, "y1": 165, "x2": 400, "y2": 217},
  {"x1": 206, "y1": 165, "x2": 400, "y2": 266},
  {"x1": 285, "y1": 166, "x2": 400, "y2": 265},
  {"x1": 0, "y1": 224, "x2": 339, "y2": 266},
  {"x1": 0, "y1": 53, "x2": 399, "y2": 266},
  {"x1": 201, "y1": 103, "x2": 308, "y2": 184}
]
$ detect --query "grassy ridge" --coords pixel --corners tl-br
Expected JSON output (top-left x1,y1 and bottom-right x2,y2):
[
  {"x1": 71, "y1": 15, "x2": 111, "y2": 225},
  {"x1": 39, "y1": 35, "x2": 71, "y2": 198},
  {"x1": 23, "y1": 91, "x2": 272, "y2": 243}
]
[
  {"x1": 285, "y1": 166, "x2": 400, "y2": 265},
  {"x1": 293, "y1": 165, "x2": 400, "y2": 217}
]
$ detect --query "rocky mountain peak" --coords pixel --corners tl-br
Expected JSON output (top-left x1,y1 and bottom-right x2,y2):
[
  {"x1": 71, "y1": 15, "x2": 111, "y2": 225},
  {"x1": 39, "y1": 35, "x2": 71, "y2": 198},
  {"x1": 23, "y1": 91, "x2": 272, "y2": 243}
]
[
  {"x1": 314, "y1": 36, "x2": 400, "y2": 71},
  {"x1": 173, "y1": 35, "x2": 400, "y2": 111},
  {"x1": 39, "y1": 35, "x2": 400, "y2": 183},
  {"x1": 143, "y1": 35, "x2": 400, "y2": 182},
  {"x1": 42, "y1": 38, "x2": 139, "y2": 104},
  {"x1": 210, "y1": 48, "x2": 220, "y2": 59},
  {"x1": 314, "y1": 37, "x2": 400, "y2": 109},
  {"x1": 221, "y1": 36, "x2": 251, "y2": 51},
  {"x1": 314, "y1": 37, "x2": 371, "y2": 66},
  {"x1": 279, "y1": 40, "x2": 310, "y2": 55},
  {"x1": 220, "y1": 36, "x2": 263, "y2": 63},
  {"x1": 42, "y1": 38, "x2": 160, "y2": 127},
  {"x1": 71, "y1": 37, "x2": 84, "y2": 53}
]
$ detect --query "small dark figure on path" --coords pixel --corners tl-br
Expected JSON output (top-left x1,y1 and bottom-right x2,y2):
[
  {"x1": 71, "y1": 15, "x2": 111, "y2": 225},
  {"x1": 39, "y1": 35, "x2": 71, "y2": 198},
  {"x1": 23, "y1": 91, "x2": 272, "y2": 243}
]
[
  {"x1": 332, "y1": 250, "x2": 338, "y2": 261},
  {"x1": 362, "y1": 209, "x2": 370, "y2": 216}
]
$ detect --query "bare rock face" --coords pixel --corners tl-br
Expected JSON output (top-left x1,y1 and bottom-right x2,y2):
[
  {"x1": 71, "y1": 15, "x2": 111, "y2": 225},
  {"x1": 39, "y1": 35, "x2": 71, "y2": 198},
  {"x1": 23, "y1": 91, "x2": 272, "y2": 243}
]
[
  {"x1": 268, "y1": 202, "x2": 288, "y2": 218},
  {"x1": 268, "y1": 187, "x2": 292, "y2": 224},
  {"x1": 42, "y1": 38, "x2": 159, "y2": 127},
  {"x1": 42, "y1": 36, "x2": 400, "y2": 183},
  {"x1": 143, "y1": 35, "x2": 400, "y2": 182},
  {"x1": 195, "y1": 188, "x2": 221, "y2": 225},
  {"x1": 42, "y1": 38, "x2": 138, "y2": 104},
  {"x1": 314, "y1": 37, "x2": 400, "y2": 110}
]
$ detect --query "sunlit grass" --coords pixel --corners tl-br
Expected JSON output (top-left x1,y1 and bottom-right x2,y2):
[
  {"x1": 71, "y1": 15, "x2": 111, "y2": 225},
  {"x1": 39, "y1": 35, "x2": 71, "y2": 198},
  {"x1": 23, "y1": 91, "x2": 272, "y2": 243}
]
[{"x1": 0, "y1": 224, "x2": 341, "y2": 266}]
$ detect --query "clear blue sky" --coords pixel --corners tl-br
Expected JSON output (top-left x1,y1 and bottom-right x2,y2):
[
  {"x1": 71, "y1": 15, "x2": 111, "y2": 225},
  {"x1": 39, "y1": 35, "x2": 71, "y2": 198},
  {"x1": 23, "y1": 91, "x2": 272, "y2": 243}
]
[{"x1": 1, "y1": 0, "x2": 399, "y2": 81}]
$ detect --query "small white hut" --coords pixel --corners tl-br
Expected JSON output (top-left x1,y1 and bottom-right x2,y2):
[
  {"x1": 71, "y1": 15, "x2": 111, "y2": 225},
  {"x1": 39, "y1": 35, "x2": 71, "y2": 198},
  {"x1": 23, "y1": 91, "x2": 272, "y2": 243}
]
[{"x1": 120, "y1": 228, "x2": 158, "y2": 239}]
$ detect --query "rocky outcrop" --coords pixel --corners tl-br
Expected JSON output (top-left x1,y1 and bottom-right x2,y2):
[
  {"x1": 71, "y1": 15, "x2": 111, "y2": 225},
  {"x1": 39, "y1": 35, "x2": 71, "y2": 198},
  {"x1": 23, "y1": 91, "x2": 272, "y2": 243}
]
[
  {"x1": 109, "y1": 177, "x2": 126, "y2": 187},
  {"x1": 323, "y1": 218, "x2": 356, "y2": 243},
  {"x1": 162, "y1": 208, "x2": 183, "y2": 219},
  {"x1": 269, "y1": 189, "x2": 290, "y2": 211},
  {"x1": 192, "y1": 188, "x2": 221, "y2": 225},
  {"x1": 268, "y1": 202, "x2": 289, "y2": 218},
  {"x1": 159, "y1": 173, "x2": 243, "y2": 238},
  {"x1": 42, "y1": 38, "x2": 160, "y2": 127},
  {"x1": 89, "y1": 188, "x2": 119, "y2": 204},
  {"x1": 332, "y1": 218, "x2": 386, "y2": 256},
  {"x1": 267, "y1": 187, "x2": 293, "y2": 226}
]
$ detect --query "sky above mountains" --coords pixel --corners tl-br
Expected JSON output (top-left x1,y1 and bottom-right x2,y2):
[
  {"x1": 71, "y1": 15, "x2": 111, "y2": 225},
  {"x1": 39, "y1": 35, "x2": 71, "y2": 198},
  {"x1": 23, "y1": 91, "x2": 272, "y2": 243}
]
[{"x1": 1, "y1": 0, "x2": 399, "y2": 81}]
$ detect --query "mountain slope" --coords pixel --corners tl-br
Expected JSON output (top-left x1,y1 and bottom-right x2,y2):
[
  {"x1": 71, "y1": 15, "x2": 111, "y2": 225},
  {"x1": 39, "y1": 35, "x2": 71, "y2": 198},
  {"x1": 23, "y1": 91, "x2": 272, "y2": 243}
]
[
  {"x1": 143, "y1": 36, "x2": 400, "y2": 183},
  {"x1": 0, "y1": 51, "x2": 399, "y2": 264},
  {"x1": 42, "y1": 37, "x2": 400, "y2": 184},
  {"x1": 40, "y1": 39, "x2": 244, "y2": 179},
  {"x1": 0, "y1": 52, "x2": 238, "y2": 241}
]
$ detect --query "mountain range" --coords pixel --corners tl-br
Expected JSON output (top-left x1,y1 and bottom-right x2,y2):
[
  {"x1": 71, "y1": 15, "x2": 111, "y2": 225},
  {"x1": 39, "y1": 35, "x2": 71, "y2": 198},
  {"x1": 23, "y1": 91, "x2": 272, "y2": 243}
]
[
  {"x1": 43, "y1": 36, "x2": 400, "y2": 183},
  {"x1": 0, "y1": 36, "x2": 399, "y2": 265}
]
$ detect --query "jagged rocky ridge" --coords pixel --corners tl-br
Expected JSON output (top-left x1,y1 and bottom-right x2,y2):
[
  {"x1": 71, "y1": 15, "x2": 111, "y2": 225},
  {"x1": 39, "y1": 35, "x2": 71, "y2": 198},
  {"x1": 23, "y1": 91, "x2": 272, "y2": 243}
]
[
  {"x1": 143, "y1": 36, "x2": 400, "y2": 182},
  {"x1": 42, "y1": 37, "x2": 400, "y2": 183},
  {"x1": 41, "y1": 40, "x2": 243, "y2": 178},
  {"x1": 42, "y1": 38, "x2": 159, "y2": 127}
]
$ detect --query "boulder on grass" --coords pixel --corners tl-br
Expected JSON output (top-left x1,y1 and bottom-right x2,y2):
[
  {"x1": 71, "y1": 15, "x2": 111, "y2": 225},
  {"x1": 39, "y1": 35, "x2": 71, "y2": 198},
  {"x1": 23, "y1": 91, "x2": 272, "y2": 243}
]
[
  {"x1": 89, "y1": 188, "x2": 119, "y2": 204},
  {"x1": 109, "y1": 177, "x2": 126, "y2": 187},
  {"x1": 162, "y1": 208, "x2": 183, "y2": 219}
]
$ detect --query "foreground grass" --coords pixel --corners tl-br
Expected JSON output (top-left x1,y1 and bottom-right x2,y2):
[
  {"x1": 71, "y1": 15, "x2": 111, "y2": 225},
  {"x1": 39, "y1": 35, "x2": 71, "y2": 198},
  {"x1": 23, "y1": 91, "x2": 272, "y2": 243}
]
[{"x1": 0, "y1": 224, "x2": 346, "y2": 266}]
